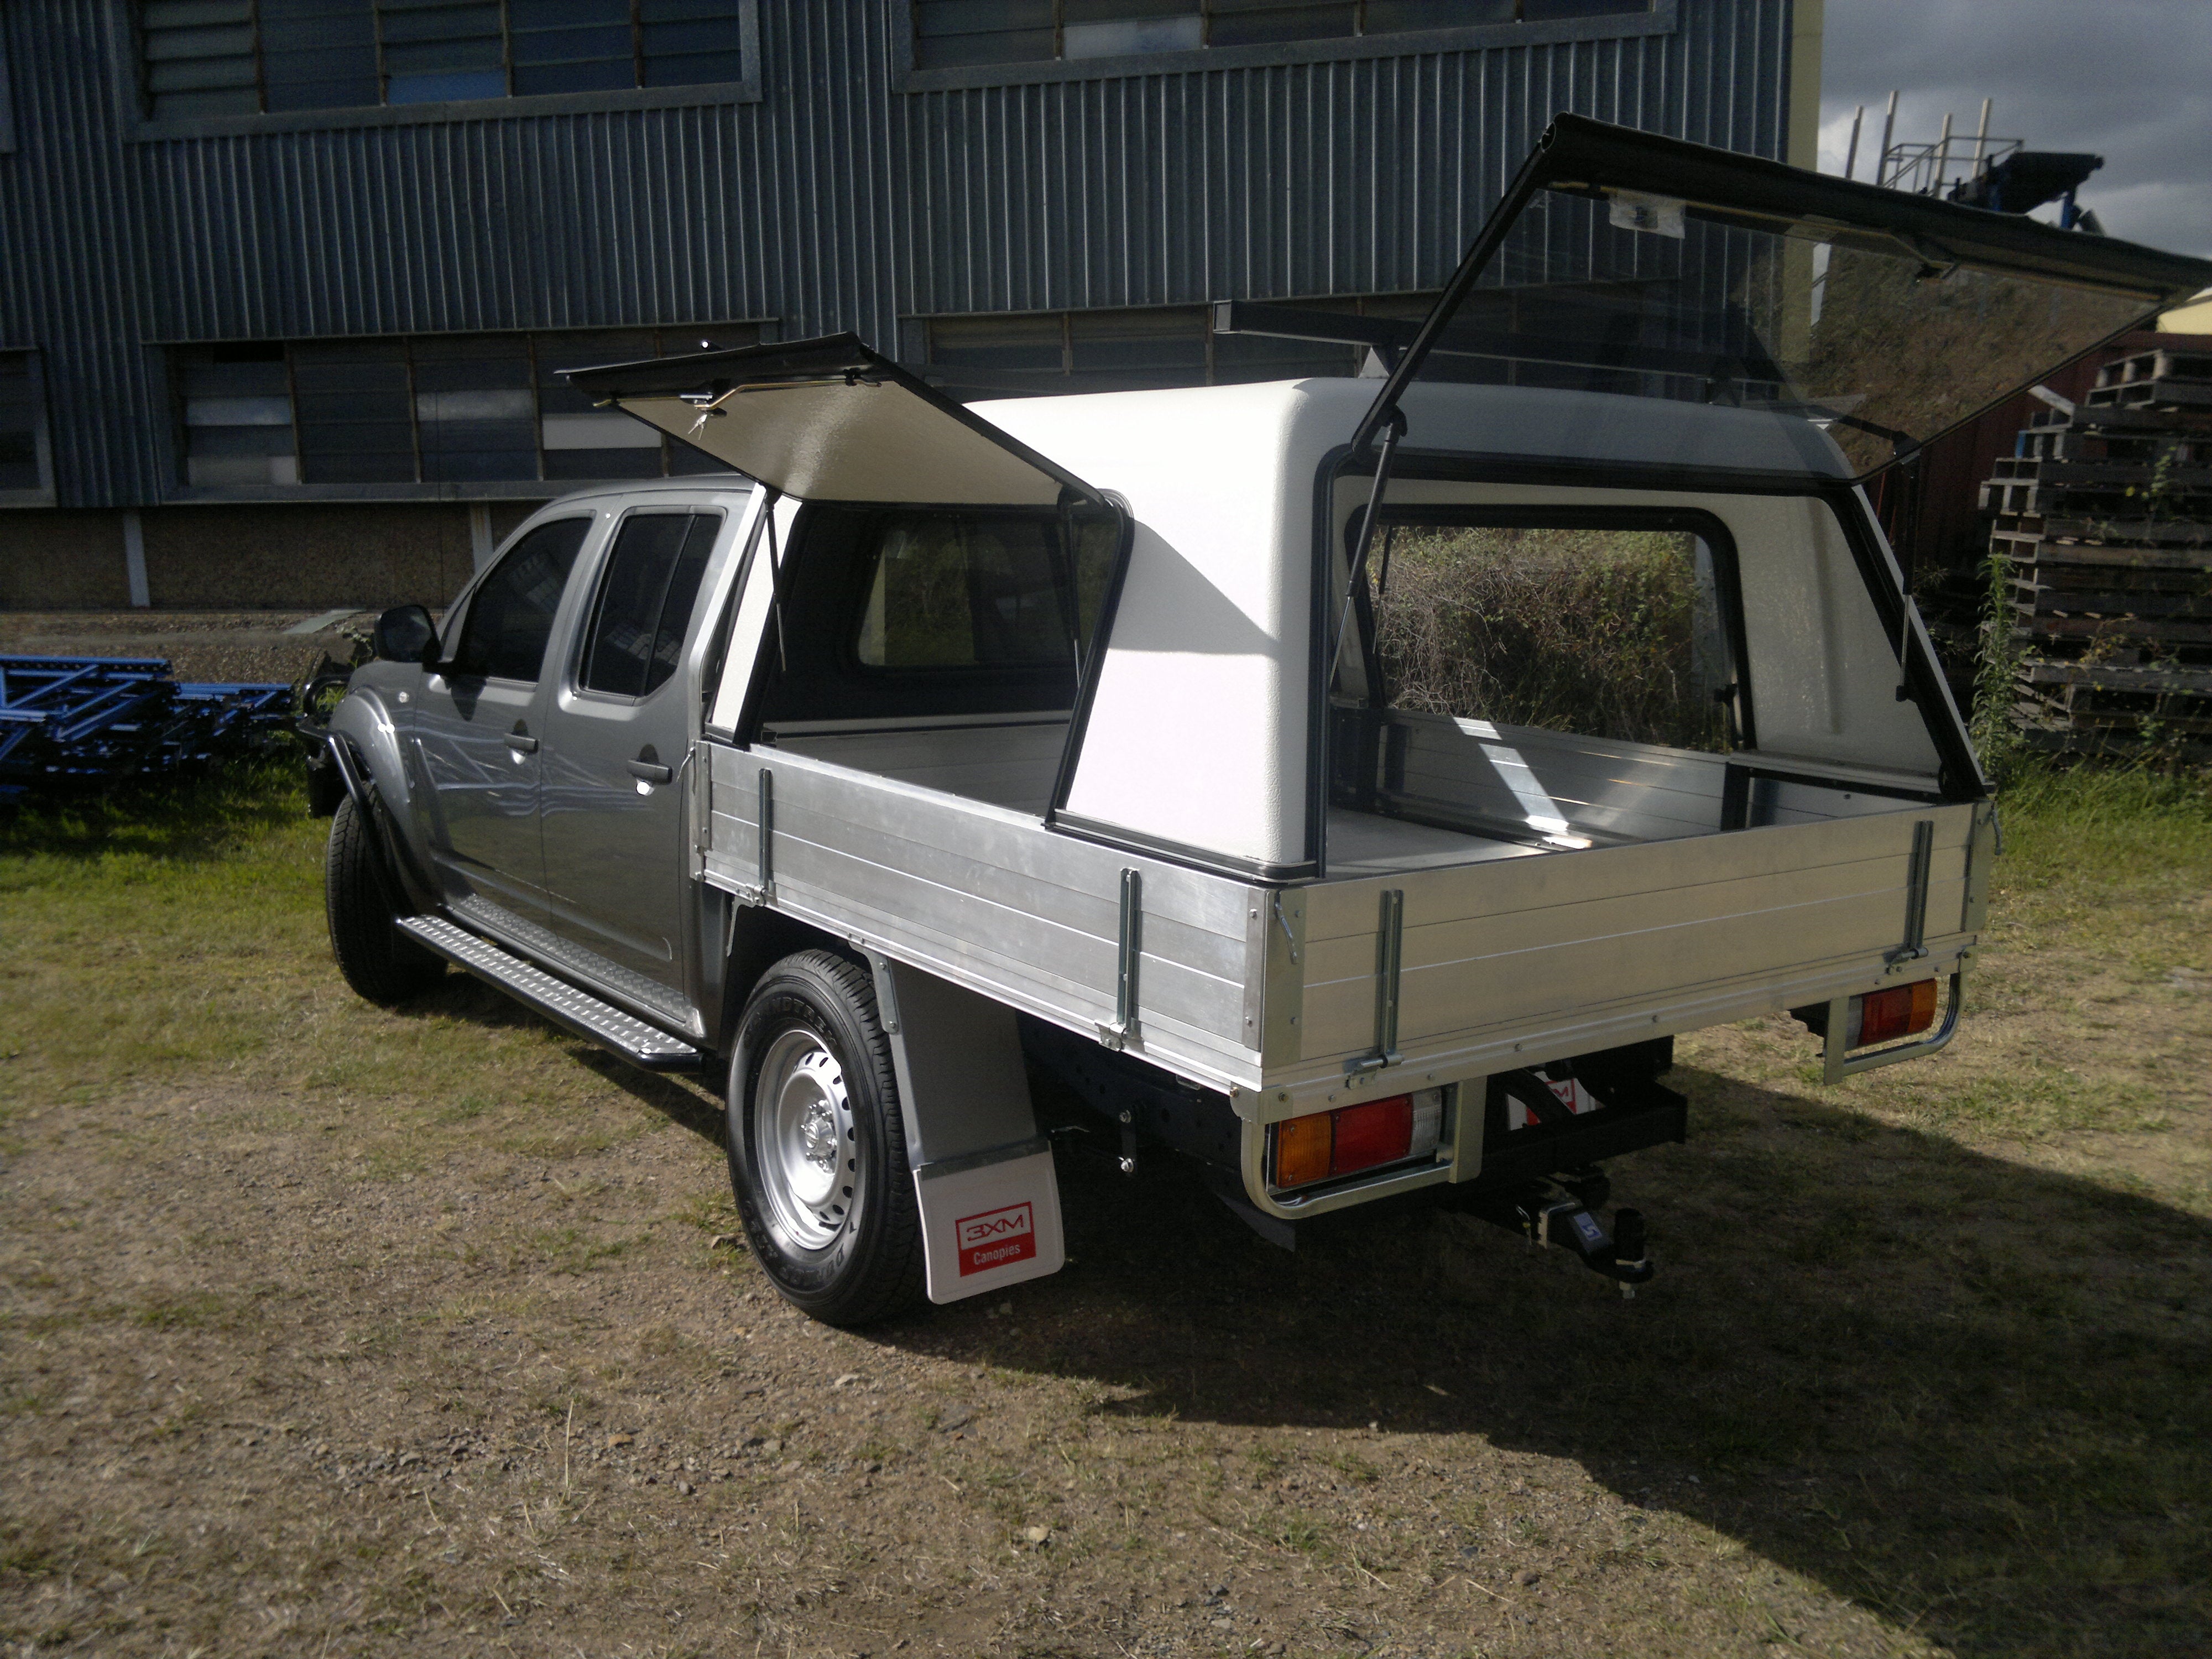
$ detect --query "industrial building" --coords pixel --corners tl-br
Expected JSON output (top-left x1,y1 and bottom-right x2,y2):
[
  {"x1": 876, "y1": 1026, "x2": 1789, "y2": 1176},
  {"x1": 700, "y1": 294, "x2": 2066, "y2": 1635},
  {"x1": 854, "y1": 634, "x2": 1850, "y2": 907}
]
[{"x1": 1, "y1": 1, "x2": 1820, "y2": 609}]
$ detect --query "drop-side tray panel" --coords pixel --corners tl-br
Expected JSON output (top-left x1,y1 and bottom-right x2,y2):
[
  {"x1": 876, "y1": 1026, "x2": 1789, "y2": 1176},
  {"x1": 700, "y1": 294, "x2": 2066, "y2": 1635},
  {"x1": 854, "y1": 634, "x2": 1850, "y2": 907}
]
[
  {"x1": 701, "y1": 740, "x2": 1266, "y2": 1092},
  {"x1": 1296, "y1": 802, "x2": 1980, "y2": 1072}
]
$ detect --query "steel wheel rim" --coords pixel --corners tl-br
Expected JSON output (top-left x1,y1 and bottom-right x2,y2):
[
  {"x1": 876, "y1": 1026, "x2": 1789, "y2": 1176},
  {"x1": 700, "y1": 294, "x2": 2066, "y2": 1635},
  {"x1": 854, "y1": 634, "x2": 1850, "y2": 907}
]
[{"x1": 754, "y1": 1026, "x2": 857, "y2": 1251}]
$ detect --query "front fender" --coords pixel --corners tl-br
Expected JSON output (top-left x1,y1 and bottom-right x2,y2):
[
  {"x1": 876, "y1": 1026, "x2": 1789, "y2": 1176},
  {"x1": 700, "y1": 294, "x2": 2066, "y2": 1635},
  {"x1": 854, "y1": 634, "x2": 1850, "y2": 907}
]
[{"x1": 327, "y1": 685, "x2": 438, "y2": 913}]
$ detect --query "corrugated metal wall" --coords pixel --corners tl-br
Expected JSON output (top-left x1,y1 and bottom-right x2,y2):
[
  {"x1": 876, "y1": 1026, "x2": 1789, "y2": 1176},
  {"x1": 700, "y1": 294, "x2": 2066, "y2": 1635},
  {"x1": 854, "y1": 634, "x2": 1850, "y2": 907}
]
[
  {"x1": 1, "y1": 4, "x2": 170, "y2": 504},
  {"x1": 0, "y1": 2, "x2": 1794, "y2": 510}
]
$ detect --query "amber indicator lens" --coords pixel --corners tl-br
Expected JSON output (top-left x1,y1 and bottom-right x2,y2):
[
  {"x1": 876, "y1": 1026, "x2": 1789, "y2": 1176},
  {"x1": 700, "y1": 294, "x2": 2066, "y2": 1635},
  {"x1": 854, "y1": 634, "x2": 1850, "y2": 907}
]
[{"x1": 1272, "y1": 1113, "x2": 1333, "y2": 1188}]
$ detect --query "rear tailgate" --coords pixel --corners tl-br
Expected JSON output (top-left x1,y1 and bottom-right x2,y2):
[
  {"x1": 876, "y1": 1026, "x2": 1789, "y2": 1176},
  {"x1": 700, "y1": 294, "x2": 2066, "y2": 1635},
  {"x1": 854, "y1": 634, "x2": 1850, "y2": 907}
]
[{"x1": 1280, "y1": 803, "x2": 1983, "y2": 1100}]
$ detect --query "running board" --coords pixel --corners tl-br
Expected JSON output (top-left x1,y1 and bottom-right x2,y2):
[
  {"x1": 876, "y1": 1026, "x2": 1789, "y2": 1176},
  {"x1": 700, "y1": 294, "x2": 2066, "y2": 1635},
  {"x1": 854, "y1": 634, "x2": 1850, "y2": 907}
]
[{"x1": 397, "y1": 915, "x2": 703, "y2": 1072}]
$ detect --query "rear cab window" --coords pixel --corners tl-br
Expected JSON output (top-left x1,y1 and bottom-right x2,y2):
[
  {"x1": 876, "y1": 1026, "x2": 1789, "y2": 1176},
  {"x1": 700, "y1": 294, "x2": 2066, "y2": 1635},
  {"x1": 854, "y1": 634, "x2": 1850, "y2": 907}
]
[{"x1": 577, "y1": 510, "x2": 723, "y2": 698}]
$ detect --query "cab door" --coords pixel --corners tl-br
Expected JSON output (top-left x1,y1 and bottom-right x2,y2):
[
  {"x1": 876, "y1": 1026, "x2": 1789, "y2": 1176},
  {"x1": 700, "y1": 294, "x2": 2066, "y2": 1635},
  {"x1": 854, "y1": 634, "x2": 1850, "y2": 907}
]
[
  {"x1": 536, "y1": 506, "x2": 732, "y2": 1009},
  {"x1": 411, "y1": 513, "x2": 596, "y2": 920}
]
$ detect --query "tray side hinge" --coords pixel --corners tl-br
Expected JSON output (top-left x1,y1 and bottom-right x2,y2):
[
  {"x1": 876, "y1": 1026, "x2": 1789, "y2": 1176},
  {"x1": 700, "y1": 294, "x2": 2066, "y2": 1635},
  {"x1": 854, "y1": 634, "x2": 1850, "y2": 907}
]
[
  {"x1": 1098, "y1": 868, "x2": 1142, "y2": 1051},
  {"x1": 733, "y1": 765, "x2": 776, "y2": 906},
  {"x1": 1885, "y1": 817, "x2": 1933, "y2": 971},
  {"x1": 1347, "y1": 886, "x2": 1404, "y2": 1076}
]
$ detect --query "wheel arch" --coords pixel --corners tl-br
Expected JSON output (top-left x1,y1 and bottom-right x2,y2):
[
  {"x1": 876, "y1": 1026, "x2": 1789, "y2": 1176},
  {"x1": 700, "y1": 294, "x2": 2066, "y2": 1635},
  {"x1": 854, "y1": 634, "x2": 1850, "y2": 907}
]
[
  {"x1": 326, "y1": 689, "x2": 437, "y2": 912},
  {"x1": 715, "y1": 905, "x2": 862, "y2": 1061}
]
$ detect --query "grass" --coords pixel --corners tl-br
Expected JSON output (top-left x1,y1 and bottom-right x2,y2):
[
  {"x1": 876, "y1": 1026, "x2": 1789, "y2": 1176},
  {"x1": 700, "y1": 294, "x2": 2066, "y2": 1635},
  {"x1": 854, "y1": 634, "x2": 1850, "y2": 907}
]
[
  {"x1": 2, "y1": 758, "x2": 2208, "y2": 1657},
  {"x1": 0, "y1": 762, "x2": 668, "y2": 1161}
]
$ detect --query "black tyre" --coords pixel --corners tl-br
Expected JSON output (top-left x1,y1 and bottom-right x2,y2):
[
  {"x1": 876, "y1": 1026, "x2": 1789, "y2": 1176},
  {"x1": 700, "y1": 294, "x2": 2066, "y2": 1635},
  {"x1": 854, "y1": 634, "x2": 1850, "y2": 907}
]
[
  {"x1": 324, "y1": 794, "x2": 445, "y2": 1005},
  {"x1": 726, "y1": 950, "x2": 924, "y2": 1326}
]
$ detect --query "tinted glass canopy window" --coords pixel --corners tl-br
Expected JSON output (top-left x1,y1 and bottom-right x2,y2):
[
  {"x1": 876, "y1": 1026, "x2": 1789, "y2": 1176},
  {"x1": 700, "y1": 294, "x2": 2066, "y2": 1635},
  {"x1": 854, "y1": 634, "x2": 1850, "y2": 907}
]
[
  {"x1": 855, "y1": 513, "x2": 1119, "y2": 670},
  {"x1": 913, "y1": 0, "x2": 1648, "y2": 70},
  {"x1": 1351, "y1": 515, "x2": 1739, "y2": 754},
  {"x1": 580, "y1": 513, "x2": 722, "y2": 697},
  {"x1": 1387, "y1": 192, "x2": 2150, "y2": 477},
  {"x1": 451, "y1": 517, "x2": 593, "y2": 681},
  {"x1": 1362, "y1": 117, "x2": 2212, "y2": 480},
  {"x1": 138, "y1": 0, "x2": 749, "y2": 119}
]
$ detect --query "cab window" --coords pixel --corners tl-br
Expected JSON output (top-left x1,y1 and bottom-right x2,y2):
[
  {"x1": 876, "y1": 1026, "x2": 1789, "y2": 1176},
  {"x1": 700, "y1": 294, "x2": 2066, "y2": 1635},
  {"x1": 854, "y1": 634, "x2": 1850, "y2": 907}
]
[{"x1": 450, "y1": 517, "x2": 592, "y2": 682}]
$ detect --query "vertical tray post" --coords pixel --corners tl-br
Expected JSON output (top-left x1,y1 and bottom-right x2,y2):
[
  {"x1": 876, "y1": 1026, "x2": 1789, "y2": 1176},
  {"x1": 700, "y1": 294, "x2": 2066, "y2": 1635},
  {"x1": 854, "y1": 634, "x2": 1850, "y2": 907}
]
[
  {"x1": 1347, "y1": 886, "x2": 1404, "y2": 1076},
  {"x1": 1099, "y1": 867, "x2": 1141, "y2": 1051}
]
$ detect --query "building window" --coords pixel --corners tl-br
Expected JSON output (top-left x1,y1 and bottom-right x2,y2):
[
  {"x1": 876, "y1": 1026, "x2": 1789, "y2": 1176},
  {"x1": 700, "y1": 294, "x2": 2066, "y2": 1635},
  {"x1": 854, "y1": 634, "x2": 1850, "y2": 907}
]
[
  {"x1": 178, "y1": 342, "x2": 297, "y2": 487},
  {"x1": 169, "y1": 327, "x2": 760, "y2": 492},
  {"x1": 912, "y1": 0, "x2": 1650, "y2": 69},
  {"x1": 0, "y1": 351, "x2": 56, "y2": 504},
  {"x1": 921, "y1": 300, "x2": 1444, "y2": 399},
  {"x1": 136, "y1": 1, "x2": 750, "y2": 120}
]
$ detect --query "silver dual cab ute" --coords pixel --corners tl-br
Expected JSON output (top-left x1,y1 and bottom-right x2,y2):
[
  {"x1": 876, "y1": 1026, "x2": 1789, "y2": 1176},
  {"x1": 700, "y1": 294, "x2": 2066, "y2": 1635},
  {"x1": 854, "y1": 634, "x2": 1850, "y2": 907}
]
[{"x1": 324, "y1": 118, "x2": 2212, "y2": 1324}]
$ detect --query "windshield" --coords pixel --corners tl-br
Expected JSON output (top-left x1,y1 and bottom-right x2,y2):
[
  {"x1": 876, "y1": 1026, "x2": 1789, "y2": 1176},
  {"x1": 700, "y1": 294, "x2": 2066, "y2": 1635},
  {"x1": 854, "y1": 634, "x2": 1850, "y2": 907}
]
[{"x1": 1362, "y1": 117, "x2": 2212, "y2": 479}]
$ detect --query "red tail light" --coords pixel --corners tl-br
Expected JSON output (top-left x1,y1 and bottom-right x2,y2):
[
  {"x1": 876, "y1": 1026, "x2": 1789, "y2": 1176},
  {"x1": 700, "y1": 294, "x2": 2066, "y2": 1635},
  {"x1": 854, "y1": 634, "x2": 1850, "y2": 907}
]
[
  {"x1": 1269, "y1": 1089, "x2": 1447, "y2": 1190},
  {"x1": 1330, "y1": 1096, "x2": 1413, "y2": 1175}
]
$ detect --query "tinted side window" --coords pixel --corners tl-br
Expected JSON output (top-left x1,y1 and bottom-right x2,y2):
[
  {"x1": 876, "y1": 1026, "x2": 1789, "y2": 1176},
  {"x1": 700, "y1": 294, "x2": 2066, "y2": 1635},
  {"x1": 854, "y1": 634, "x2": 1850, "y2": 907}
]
[
  {"x1": 451, "y1": 517, "x2": 592, "y2": 681},
  {"x1": 854, "y1": 513, "x2": 1118, "y2": 670},
  {"x1": 579, "y1": 512, "x2": 722, "y2": 697}
]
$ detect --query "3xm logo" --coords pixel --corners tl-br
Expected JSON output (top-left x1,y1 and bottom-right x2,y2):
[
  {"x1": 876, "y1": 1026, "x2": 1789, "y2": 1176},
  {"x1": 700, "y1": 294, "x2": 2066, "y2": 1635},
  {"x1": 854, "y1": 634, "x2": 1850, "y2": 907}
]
[{"x1": 954, "y1": 1201, "x2": 1036, "y2": 1276}]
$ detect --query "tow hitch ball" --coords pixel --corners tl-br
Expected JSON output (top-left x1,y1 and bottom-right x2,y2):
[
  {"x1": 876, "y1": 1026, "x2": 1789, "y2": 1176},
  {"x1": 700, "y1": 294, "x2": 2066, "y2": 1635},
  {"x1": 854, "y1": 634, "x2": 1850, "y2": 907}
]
[{"x1": 1464, "y1": 1171, "x2": 1654, "y2": 1298}]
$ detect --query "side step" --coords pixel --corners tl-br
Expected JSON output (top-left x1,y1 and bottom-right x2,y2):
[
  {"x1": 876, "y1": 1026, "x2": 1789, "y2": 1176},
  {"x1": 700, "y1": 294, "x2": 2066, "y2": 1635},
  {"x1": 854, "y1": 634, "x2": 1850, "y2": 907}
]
[{"x1": 397, "y1": 915, "x2": 702, "y2": 1072}]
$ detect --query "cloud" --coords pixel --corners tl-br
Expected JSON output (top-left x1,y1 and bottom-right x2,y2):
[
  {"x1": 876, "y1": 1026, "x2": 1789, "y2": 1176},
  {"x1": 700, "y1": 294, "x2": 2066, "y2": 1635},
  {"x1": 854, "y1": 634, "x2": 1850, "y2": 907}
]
[{"x1": 1815, "y1": 0, "x2": 2212, "y2": 256}]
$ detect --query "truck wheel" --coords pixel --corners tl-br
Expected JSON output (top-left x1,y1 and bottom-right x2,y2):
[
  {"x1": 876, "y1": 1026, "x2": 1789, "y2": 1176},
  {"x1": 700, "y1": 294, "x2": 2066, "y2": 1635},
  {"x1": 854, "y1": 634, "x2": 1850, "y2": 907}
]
[
  {"x1": 324, "y1": 794, "x2": 444, "y2": 1005},
  {"x1": 727, "y1": 951, "x2": 924, "y2": 1327}
]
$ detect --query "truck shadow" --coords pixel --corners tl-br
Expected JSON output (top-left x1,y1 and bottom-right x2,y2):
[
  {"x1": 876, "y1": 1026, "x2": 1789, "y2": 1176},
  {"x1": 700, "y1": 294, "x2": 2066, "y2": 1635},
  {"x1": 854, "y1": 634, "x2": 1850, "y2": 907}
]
[
  {"x1": 408, "y1": 972, "x2": 2207, "y2": 1654},
  {"x1": 885, "y1": 1063, "x2": 2212, "y2": 1659}
]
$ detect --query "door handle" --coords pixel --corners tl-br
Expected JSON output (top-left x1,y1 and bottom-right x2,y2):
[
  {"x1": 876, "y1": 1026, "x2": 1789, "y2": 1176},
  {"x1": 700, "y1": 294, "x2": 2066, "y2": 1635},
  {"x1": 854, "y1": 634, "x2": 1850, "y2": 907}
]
[
  {"x1": 627, "y1": 759, "x2": 674, "y2": 784},
  {"x1": 507, "y1": 726, "x2": 539, "y2": 754}
]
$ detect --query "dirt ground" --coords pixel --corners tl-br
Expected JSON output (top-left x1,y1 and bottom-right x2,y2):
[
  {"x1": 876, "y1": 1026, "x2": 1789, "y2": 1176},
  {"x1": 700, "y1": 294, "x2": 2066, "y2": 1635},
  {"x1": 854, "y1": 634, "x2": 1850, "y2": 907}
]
[
  {"x1": 2, "y1": 776, "x2": 2208, "y2": 1658},
  {"x1": 0, "y1": 610, "x2": 372, "y2": 687}
]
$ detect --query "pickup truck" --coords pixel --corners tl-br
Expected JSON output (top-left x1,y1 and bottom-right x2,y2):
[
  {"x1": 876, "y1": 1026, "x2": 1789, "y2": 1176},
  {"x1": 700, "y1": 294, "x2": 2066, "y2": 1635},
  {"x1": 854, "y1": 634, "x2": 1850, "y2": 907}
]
[{"x1": 321, "y1": 117, "x2": 2212, "y2": 1326}]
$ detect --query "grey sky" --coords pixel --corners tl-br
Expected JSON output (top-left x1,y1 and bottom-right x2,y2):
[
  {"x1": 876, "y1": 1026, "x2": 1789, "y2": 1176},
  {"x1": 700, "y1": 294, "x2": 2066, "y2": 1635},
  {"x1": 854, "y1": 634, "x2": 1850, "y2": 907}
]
[{"x1": 1816, "y1": 1, "x2": 2212, "y2": 258}]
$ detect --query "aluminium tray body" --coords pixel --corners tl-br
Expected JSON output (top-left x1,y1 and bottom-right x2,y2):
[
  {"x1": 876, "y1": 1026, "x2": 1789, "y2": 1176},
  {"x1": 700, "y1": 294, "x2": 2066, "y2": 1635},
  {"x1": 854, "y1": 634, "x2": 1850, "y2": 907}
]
[{"x1": 697, "y1": 737, "x2": 1989, "y2": 1136}]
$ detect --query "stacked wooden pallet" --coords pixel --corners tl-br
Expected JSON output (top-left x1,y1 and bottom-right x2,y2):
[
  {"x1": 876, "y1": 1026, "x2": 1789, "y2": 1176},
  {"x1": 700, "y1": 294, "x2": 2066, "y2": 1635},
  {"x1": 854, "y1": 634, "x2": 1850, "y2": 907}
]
[{"x1": 1981, "y1": 346, "x2": 2212, "y2": 760}]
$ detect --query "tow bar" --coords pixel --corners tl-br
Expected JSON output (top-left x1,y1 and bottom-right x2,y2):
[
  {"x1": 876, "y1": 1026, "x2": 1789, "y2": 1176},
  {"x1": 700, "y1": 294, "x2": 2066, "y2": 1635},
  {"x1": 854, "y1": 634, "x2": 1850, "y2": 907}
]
[{"x1": 1453, "y1": 1167, "x2": 1654, "y2": 1298}]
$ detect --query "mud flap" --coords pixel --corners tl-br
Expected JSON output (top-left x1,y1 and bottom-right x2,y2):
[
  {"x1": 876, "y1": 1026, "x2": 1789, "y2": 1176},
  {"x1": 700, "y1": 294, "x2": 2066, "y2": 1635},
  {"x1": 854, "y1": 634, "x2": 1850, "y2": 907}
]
[
  {"x1": 914, "y1": 1141, "x2": 1067, "y2": 1303},
  {"x1": 865, "y1": 953, "x2": 1068, "y2": 1305}
]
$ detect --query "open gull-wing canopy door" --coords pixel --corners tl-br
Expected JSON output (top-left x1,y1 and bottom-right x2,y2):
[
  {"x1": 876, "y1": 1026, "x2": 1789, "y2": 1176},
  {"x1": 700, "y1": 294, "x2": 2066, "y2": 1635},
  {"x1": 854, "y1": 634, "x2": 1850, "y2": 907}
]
[
  {"x1": 1354, "y1": 114, "x2": 2212, "y2": 477},
  {"x1": 563, "y1": 334, "x2": 1102, "y2": 506}
]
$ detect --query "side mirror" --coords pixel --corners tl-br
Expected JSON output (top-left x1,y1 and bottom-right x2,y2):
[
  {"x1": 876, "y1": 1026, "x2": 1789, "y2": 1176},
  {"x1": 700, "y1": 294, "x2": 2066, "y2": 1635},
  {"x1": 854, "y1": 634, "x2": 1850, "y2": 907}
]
[{"x1": 374, "y1": 604, "x2": 439, "y2": 665}]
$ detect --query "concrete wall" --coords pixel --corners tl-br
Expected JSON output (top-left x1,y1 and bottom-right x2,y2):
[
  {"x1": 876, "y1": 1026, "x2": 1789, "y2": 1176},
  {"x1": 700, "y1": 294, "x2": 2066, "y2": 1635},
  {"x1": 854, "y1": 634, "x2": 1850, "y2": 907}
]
[{"x1": 0, "y1": 511, "x2": 131, "y2": 608}]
